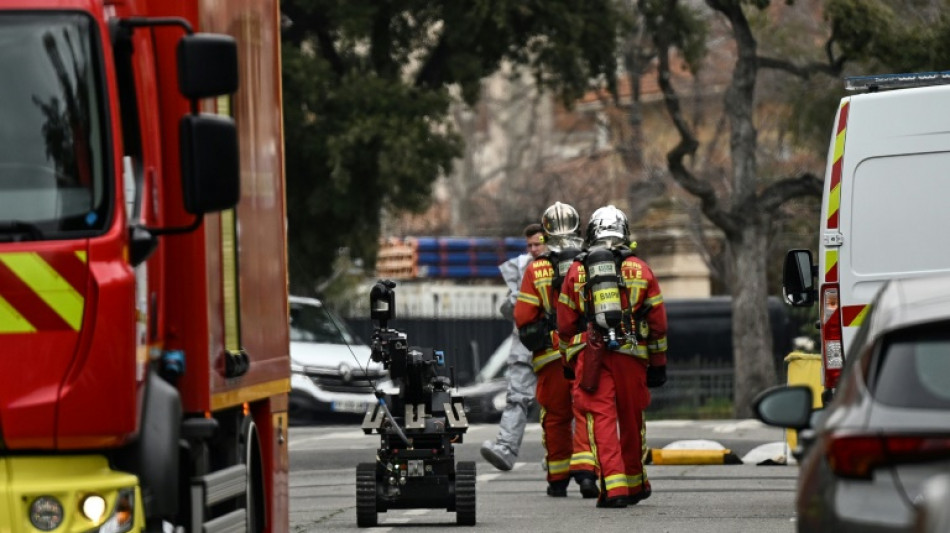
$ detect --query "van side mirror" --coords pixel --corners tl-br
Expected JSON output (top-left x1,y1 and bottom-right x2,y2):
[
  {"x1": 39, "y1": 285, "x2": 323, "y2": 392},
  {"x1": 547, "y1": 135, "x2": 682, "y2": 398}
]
[
  {"x1": 180, "y1": 114, "x2": 239, "y2": 214},
  {"x1": 783, "y1": 249, "x2": 816, "y2": 307},
  {"x1": 177, "y1": 34, "x2": 238, "y2": 99}
]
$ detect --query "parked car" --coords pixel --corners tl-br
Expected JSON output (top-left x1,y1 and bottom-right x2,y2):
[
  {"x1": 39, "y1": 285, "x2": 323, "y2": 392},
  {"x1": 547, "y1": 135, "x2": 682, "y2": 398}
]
[
  {"x1": 457, "y1": 336, "x2": 540, "y2": 423},
  {"x1": 754, "y1": 273, "x2": 950, "y2": 532},
  {"x1": 288, "y1": 296, "x2": 389, "y2": 425}
]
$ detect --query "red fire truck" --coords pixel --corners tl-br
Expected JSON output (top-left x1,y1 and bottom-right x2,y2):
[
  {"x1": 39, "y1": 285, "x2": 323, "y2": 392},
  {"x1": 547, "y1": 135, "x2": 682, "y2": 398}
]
[{"x1": 0, "y1": 0, "x2": 289, "y2": 531}]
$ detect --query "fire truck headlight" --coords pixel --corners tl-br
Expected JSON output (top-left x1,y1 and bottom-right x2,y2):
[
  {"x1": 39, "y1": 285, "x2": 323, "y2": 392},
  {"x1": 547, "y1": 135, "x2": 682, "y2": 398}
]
[
  {"x1": 29, "y1": 496, "x2": 64, "y2": 531},
  {"x1": 81, "y1": 494, "x2": 107, "y2": 523},
  {"x1": 98, "y1": 488, "x2": 136, "y2": 533}
]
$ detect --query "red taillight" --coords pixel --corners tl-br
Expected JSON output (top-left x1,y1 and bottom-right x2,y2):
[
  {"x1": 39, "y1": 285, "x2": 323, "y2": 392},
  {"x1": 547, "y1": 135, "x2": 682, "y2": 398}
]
[
  {"x1": 820, "y1": 284, "x2": 843, "y2": 389},
  {"x1": 827, "y1": 434, "x2": 950, "y2": 479}
]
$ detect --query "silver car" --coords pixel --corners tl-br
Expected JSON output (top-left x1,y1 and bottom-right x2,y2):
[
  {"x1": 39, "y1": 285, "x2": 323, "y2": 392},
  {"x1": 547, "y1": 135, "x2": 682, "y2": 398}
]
[
  {"x1": 288, "y1": 296, "x2": 389, "y2": 424},
  {"x1": 755, "y1": 273, "x2": 950, "y2": 532}
]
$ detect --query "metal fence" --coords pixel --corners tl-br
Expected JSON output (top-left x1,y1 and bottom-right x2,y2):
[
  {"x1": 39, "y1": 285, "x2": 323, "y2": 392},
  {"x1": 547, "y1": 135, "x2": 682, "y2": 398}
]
[{"x1": 649, "y1": 359, "x2": 736, "y2": 416}]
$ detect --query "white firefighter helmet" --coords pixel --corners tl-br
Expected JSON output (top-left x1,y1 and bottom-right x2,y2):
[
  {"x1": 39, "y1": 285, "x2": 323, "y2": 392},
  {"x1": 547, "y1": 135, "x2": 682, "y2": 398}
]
[
  {"x1": 586, "y1": 205, "x2": 629, "y2": 246},
  {"x1": 541, "y1": 202, "x2": 580, "y2": 238}
]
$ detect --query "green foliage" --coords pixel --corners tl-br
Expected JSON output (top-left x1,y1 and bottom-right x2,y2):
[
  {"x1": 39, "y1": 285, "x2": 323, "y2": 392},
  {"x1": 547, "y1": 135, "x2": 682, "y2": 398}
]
[
  {"x1": 281, "y1": 0, "x2": 625, "y2": 292},
  {"x1": 826, "y1": 0, "x2": 950, "y2": 72},
  {"x1": 639, "y1": 0, "x2": 709, "y2": 72}
]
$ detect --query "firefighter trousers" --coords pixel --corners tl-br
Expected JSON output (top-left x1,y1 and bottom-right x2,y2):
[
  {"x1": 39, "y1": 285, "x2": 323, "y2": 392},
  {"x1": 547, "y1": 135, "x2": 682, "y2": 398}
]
[
  {"x1": 573, "y1": 347, "x2": 651, "y2": 501},
  {"x1": 535, "y1": 361, "x2": 595, "y2": 485}
]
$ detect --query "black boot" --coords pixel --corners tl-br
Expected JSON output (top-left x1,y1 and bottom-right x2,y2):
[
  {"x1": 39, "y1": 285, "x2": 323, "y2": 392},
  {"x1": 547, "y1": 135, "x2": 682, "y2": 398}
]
[
  {"x1": 547, "y1": 480, "x2": 569, "y2": 497},
  {"x1": 578, "y1": 478, "x2": 599, "y2": 499},
  {"x1": 596, "y1": 495, "x2": 629, "y2": 508}
]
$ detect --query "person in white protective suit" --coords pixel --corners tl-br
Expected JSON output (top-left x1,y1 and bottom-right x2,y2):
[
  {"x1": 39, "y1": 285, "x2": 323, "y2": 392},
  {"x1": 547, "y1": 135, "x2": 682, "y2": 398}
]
[{"x1": 480, "y1": 223, "x2": 546, "y2": 470}]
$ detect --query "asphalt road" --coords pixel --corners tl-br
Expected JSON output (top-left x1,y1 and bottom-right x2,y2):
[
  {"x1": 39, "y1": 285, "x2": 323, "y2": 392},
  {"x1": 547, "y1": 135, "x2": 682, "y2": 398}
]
[{"x1": 288, "y1": 419, "x2": 798, "y2": 532}]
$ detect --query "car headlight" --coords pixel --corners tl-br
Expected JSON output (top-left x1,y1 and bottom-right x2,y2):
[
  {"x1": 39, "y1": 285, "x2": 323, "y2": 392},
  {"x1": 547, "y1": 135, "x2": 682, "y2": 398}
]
[
  {"x1": 492, "y1": 391, "x2": 507, "y2": 412},
  {"x1": 29, "y1": 496, "x2": 63, "y2": 531}
]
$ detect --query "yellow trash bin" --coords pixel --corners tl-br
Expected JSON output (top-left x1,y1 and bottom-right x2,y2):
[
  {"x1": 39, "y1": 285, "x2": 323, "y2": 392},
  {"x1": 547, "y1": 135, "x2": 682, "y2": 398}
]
[{"x1": 784, "y1": 352, "x2": 823, "y2": 451}]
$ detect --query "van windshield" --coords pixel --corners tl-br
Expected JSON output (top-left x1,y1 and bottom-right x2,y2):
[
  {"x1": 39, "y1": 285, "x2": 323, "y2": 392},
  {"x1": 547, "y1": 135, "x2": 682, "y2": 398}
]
[
  {"x1": 290, "y1": 301, "x2": 359, "y2": 345},
  {"x1": 0, "y1": 13, "x2": 109, "y2": 241}
]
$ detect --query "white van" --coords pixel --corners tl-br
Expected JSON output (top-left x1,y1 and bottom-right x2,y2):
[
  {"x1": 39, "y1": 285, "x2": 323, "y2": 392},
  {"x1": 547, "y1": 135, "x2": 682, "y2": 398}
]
[{"x1": 783, "y1": 72, "x2": 950, "y2": 404}]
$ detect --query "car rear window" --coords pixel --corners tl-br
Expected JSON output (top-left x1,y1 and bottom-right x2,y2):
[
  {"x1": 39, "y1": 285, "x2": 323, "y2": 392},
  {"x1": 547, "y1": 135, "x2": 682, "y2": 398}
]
[{"x1": 873, "y1": 322, "x2": 950, "y2": 409}]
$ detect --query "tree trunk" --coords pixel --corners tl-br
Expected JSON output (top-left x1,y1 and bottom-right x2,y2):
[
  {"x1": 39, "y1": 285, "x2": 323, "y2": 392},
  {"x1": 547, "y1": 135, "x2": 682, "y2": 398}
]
[{"x1": 729, "y1": 223, "x2": 776, "y2": 418}]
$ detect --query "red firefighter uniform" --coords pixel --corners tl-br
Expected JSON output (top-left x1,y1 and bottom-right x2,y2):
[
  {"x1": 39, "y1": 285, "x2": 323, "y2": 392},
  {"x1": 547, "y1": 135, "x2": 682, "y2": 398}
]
[
  {"x1": 513, "y1": 255, "x2": 596, "y2": 488},
  {"x1": 556, "y1": 252, "x2": 668, "y2": 503}
]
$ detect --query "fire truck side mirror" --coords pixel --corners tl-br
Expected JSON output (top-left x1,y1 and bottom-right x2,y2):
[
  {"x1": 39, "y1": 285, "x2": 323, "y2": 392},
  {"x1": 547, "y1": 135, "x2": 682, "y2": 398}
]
[
  {"x1": 177, "y1": 34, "x2": 238, "y2": 99},
  {"x1": 180, "y1": 114, "x2": 240, "y2": 214}
]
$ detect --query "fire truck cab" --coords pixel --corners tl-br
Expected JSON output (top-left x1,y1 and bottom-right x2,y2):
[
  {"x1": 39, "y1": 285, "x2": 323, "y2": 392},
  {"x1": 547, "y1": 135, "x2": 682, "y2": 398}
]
[
  {"x1": 0, "y1": 1, "x2": 289, "y2": 531},
  {"x1": 784, "y1": 71, "x2": 950, "y2": 404}
]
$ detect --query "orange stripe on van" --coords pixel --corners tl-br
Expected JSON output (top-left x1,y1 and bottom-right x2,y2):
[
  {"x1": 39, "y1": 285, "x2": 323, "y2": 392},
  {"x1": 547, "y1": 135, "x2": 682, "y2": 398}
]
[
  {"x1": 842, "y1": 304, "x2": 867, "y2": 328},
  {"x1": 827, "y1": 101, "x2": 849, "y2": 230}
]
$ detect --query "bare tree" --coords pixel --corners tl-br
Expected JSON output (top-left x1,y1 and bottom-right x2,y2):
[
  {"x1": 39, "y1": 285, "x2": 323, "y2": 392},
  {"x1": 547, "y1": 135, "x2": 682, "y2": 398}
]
[{"x1": 639, "y1": 0, "x2": 844, "y2": 417}]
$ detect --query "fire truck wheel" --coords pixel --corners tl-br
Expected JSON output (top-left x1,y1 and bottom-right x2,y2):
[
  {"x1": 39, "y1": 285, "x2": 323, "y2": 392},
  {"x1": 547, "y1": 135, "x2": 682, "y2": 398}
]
[
  {"x1": 242, "y1": 417, "x2": 266, "y2": 532},
  {"x1": 356, "y1": 462, "x2": 378, "y2": 528},
  {"x1": 455, "y1": 461, "x2": 476, "y2": 526}
]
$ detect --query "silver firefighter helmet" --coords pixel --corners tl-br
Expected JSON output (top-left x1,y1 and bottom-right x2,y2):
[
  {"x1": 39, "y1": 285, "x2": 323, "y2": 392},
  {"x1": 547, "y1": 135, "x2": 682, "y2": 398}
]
[{"x1": 586, "y1": 205, "x2": 629, "y2": 247}]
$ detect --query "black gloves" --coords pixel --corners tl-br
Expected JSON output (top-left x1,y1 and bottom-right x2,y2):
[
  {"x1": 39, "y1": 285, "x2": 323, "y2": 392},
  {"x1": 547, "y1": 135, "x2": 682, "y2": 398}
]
[
  {"x1": 563, "y1": 364, "x2": 576, "y2": 381},
  {"x1": 646, "y1": 365, "x2": 667, "y2": 388}
]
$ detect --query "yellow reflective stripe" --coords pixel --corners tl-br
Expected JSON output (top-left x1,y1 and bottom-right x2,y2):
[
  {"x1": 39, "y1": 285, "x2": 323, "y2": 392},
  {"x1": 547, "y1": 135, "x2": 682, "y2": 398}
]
[
  {"x1": 211, "y1": 378, "x2": 291, "y2": 411},
  {"x1": 850, "y1": 305, "x2": 869, "y2": 327},
  {"x1": 548, "y1": 458, "x2": 570, "y2": 475},
  {"x1": 828, "y1": 182, "x2": 841, "y2": 223},
  {"x1": 516, "y1": 292, "x2": 540, "y2": 305},
  {"x1": 615, "y1": 342, "x2": 648, "y2": 358},
  {"x1": 532, "y1": 349, "x2": 561, "y2": 371},
  {"x1": 604, "y1": 474, "x2": 628, "y2": 491},
  {"x1": 74, "y1": 250, "x2": 87, "y2": 263},
  {"x1": 626, "y1": 279, "x2": 647, "y2": 289},
  {"x1": 558, "y1": 292, "x2": 577, "y2": 310},
  {"x1": 570, "y1": 451, "x2": 596, "y2": 468},
  {"x1": 0, "y1": 252, "x2": 83, "y2": 330},
  {"x1": 563, "y1": 342, "x2": 586, "y2": 361},
  {"x1": 626, "y1": 473, "x2": 645, "y2": 488},
  {"x1": 834, "y1": 123, "x2": 846, "y2": 162},
  {"x1": 644, "y1": 294, "x2": 663, "y2": 307},
  {"x1": 585, "y1": 414, "x2": 600, "y2": 469},
  {"x1": 825, "y1": 250, "x2": 837, "y2": 277},
  {"x1": 0, "y1": 294, "x2": 35, "y2": 333},
  {"x1": 648, "y1": 337, "x2": 668, "y2": 352}
]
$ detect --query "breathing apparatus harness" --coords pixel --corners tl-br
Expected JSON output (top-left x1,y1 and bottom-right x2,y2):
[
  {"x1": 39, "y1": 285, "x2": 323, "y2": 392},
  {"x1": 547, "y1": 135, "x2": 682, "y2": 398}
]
[
  {"x1": 517, "y1": 245, "x2": 582, "y2": 352},
  {"x1": 578, "y1": 245, "x2": 650, "y2": 350}
]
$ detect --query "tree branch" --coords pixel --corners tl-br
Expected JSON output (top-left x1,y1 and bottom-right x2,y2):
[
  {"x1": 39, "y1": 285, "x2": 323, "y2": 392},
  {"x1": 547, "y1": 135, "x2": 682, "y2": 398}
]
[
  {"x1": 756, "y1": 172, "x2": 824, "y2": 214},
  {"x1": 757, "y1": 56, "x2": 841, "y2": 78},
  {"x1": 653, "y1": 28, "x2": 737, "y2": 237}
]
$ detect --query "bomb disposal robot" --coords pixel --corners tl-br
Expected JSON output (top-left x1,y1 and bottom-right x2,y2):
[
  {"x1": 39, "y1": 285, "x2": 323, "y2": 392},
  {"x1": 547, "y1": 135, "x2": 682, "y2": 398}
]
[{"x1": 358, "y1": 280, "x2": 476, "y2": 527}]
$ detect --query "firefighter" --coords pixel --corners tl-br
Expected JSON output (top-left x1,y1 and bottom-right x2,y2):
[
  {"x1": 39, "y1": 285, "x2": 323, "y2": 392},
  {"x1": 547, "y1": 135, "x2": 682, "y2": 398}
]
[
  {"x1": 513, "y1": 202, "x2": 599, "y2": 498},
  {"x1": 557, "y1": 205, "x2": 668, "y2": 508},
  {"x1": 481, "y1": 223, "x2": 547, "y2": 471}
]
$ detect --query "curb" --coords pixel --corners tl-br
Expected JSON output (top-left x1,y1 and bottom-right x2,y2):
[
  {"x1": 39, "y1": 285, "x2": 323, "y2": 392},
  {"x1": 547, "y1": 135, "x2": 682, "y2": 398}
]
[{"x1": 645, "y1": 448, "x2": 743, "y2": 465}]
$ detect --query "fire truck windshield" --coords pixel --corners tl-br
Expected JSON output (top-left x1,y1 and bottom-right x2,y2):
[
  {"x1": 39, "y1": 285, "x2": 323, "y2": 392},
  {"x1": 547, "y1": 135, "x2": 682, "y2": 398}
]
[{"x1": 0, "y1": 13, "x2": 109, "y2": 241}]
